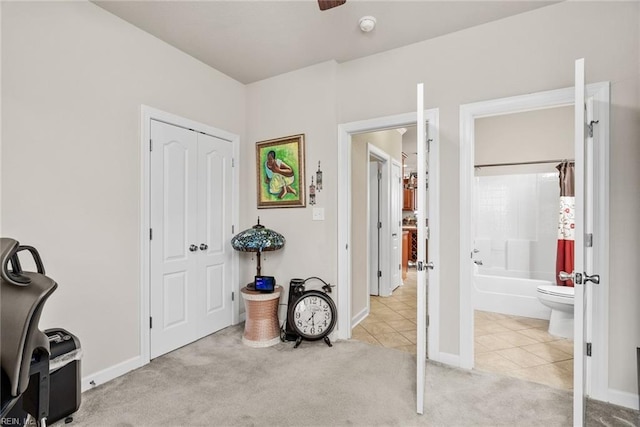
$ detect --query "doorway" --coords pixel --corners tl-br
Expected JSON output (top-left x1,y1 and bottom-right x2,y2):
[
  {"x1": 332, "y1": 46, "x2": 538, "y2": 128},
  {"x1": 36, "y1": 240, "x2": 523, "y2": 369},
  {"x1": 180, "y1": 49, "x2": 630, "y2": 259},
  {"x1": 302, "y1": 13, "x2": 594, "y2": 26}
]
[
  {"x1": 336, "y1": 109, "x2": 442, "y2": 361},
  {"x1": 459, "y1": 83, "x2": 610, "y2": 401},
  {"x1": 471, "y1": 105, "x2": 575, "y2": 389}
]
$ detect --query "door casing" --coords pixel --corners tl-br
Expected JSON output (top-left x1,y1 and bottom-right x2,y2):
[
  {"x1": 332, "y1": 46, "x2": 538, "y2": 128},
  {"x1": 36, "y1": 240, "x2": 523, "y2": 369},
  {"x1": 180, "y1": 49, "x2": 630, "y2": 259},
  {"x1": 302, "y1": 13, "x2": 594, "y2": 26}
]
[
  {"x1": 140, "y1": 105, "x2": 240, "y2": 365},
  {"x1": 458, "y1": 83, "x2": 610, "y2": 400}
]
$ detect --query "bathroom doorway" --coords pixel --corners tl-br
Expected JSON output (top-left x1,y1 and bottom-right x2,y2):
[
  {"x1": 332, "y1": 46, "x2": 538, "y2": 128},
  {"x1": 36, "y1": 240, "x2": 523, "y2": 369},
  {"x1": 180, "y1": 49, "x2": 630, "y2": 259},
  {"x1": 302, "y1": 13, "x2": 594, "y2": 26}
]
[
  {"x1": 471, "y1": 104, "x2": 575, "y2": 389},
  {"x1": 459, "y1": 81, "x2": 611, "y2": 407}
]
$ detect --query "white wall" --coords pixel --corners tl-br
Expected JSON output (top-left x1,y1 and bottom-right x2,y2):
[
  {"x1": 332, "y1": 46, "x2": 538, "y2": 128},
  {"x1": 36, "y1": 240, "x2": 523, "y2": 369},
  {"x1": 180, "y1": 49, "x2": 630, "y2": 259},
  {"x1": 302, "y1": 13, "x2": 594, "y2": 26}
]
[
  {"x1": 1, "y1": 2, "x2": 245, "y2": 378},
  {"x1": 244, "y1": 61, "x2": 338, "y2": 322},
  {"x1": 336, "y1": 1, "x2": 639, "y2": 396}
]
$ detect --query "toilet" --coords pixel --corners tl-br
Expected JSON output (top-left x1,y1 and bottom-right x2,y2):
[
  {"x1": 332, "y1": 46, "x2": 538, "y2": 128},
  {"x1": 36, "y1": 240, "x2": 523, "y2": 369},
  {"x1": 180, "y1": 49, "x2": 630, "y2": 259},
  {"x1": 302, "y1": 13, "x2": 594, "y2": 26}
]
[{"x1": 536, "y1": 285, "x2": 574, "y2": 339}]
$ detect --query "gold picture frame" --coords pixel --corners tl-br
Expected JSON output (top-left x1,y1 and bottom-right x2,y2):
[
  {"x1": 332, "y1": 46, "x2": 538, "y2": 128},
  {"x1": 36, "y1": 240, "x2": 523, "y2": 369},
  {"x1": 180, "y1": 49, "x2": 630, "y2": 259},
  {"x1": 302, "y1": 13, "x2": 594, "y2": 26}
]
[{"x1": 256, "y1": 134, "x2": 306, "y2": 208}]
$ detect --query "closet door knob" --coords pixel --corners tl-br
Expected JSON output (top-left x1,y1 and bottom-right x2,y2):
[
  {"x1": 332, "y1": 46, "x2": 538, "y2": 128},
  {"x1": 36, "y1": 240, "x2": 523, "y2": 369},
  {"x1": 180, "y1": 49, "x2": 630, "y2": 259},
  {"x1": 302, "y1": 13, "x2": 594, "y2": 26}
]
[
  {"x1": 199, "y1": 243, "x2": 208, "y2": 251},
  {"x1": 189, "y1": 244, "x2": 198, "y2": 252}
]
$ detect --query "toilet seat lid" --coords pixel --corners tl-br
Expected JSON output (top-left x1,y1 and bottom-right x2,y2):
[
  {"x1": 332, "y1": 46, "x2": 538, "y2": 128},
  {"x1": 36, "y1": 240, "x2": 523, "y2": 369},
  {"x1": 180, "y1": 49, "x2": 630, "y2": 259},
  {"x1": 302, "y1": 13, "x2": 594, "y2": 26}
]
[{"x1": 537, "y1": 285, "x2": 574, "y2": 297}]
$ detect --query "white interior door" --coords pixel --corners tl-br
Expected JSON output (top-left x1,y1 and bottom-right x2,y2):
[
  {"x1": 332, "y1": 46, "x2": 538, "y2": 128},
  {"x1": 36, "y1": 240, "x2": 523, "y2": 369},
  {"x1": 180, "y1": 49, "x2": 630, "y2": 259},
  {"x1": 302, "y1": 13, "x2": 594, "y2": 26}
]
[
  {"x1": 390, "y1": 160, "x2": 402, "y2": 290},
  {"x1": 150, "y1": 120, "x2": 199, "y2": 358},
  {"x1": 416, "y1": 83, "x2": 428, "y2": 414},
  {"x1": 573, "y1": 57, "x2": 589, "y2": 426},
  {"x1": 369, "y1": 160, "x2": 380, "y2": 296},
  {"x1": 150, "y1": 120, "x2": 233, "y2": 358},
  {"x1": 196, "y1": 133, "x2": 233, "y2": 338}
]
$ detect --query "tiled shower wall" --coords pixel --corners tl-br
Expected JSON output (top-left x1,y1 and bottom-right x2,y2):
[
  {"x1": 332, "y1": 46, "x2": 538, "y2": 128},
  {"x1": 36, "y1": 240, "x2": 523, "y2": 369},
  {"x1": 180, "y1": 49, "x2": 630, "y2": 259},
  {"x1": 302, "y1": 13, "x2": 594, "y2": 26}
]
[{"x1": 474, "y1": 173, "x2": 558, "y2": 281}]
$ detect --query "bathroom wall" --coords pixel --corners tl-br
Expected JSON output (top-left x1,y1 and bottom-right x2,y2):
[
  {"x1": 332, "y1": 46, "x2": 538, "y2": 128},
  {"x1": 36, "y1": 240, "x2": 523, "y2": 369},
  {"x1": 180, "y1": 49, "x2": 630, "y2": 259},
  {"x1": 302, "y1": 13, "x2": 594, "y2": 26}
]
[{"x1": 474, "y1": 172, "x2": 558, "y2": 282}]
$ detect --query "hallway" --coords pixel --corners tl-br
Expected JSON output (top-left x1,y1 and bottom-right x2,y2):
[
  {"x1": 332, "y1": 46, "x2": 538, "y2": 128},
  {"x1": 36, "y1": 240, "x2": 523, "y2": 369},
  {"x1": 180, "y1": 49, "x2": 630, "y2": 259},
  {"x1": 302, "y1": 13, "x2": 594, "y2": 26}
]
[{"x1": 352, "y1": 269, "x2": 418, "y2": 354}]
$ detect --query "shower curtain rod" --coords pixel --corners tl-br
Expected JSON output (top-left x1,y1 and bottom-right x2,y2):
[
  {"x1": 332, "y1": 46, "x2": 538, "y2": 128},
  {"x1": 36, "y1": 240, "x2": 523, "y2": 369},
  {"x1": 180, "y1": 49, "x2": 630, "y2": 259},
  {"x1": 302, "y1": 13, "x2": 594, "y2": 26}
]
[{"x1": 474, "y1": 159, "x2": 574, "y2": 168}]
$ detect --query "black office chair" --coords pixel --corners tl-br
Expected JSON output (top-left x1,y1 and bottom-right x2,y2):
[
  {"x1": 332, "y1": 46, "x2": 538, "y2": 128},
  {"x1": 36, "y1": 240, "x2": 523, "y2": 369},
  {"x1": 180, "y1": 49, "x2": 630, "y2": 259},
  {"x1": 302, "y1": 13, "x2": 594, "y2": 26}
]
[{"x1": 1, "y1": 238, "x2": 57, "y2": 427}]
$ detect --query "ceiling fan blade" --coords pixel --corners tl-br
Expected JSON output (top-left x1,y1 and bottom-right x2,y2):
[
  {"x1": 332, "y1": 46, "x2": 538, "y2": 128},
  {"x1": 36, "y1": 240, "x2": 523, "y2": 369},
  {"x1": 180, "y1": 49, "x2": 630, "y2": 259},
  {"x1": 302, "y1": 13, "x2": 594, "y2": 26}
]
[{"x1": 318, "y1": 0, "x2": 346, "y2": 11}]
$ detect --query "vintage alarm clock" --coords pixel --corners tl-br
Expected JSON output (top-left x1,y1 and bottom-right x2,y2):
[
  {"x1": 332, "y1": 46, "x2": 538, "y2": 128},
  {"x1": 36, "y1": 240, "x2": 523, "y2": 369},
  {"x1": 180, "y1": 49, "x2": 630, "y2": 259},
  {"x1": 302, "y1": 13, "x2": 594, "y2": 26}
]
[{"x1": 285, "y1": 277, "x2": 337, "y2": 348}]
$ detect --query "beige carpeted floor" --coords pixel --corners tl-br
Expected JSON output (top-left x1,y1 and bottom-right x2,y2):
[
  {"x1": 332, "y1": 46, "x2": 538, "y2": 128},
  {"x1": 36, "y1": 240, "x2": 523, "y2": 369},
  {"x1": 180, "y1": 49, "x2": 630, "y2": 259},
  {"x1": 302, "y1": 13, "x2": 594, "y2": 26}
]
[{"x1": 57, "y1": 324, "x2": 639, "y2": 426}]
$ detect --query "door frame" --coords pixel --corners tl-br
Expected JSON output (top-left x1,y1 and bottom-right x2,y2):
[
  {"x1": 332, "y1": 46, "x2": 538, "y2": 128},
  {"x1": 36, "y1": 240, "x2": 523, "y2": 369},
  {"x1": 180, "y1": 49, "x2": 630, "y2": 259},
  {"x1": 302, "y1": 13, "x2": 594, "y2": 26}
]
[
  {"x1": 367, "y1": 144, "x2": 391, "y2": 298},
  {"x1": 337, "y1": 109, "x2": 442, "y2": 362},
  {"x1": 139, "y1": 105, "x2": 240, "y2": 364},
  {"x1": 458, "y1": 83, "x2": 610, "y2": 398}
]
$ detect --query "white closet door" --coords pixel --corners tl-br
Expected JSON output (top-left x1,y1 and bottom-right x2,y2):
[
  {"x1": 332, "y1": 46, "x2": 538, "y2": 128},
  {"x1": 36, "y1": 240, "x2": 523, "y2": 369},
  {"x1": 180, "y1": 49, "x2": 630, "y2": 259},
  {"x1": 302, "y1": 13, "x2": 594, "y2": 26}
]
[
  {"x1": 150, "y1": 120, "x2": 234, "y2": 359},
  {"x1": 196, "y1": 133, "x2": 233, "y2": 338},
  {"x1": 150, "y1": 120, "x2": 199, "y2": 358}
]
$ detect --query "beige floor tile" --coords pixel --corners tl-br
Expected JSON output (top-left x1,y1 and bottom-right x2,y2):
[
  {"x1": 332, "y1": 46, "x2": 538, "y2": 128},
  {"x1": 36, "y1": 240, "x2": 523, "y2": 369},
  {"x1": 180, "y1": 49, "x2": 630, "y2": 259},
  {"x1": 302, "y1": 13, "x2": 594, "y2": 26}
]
[
  {"x1": 474, "y1": 341, "x2": 491, "y2": 354},
  {"x1": 386, "y1": 319, "x2": 416, "y2": 332},
  {"x1": 492, "y1": 331, "x2": 539, "y2": 347},
  {"x1": 396, "y1": 309, "x2": 416, "y2": 320},
  {"x1": 383, "y1": 301, "x2": 412, "y2": 310},
  {"x1": 360, "y1": 316, "x2": 384, "y2": 327},
  {"x1": 475, "y1": 334, "x2": 516, "y2": 351},
  {"x1": 547, "y1": 339, "x2": 574, "y2": 355},
  {"x1": 521, "y1": 342, "x2": 573, "y2": 362},
  {"x1": 475, "y1": 310, "x2": 511, "y2": 321},
  {"x1": 519, "y1": 317, "x2": 550, "y2": 330},
  {"x1": 377, "y1": 312, "x2": 407, "y2": 322},
  {"x1": 475, "y1": 352, "x2": 520, "y2": 374},
  {"x1": 495, "y1": 318, "x2": 533, "y2": 331},
  {"x1": 399, "y1": 330, "x2": 417, "y2": 344},
  {"x1": 495, "y1": 347, "x2": 548, "y2": 368},
  {"x1": 375, "y1": 332, "x2": 413, "y2": 348},
  {"x1": 517, "y1": 328, "x2": 559, "y2": 343},
  {"x1": 361, "y1": 322, "x2": 396, "y2": 335},
  {"x1": 352, "y1": 333, "x2": 382, "y2": 346},
  {"x1": 474, "y1": 323, "x2": 512, "y2": 335}
]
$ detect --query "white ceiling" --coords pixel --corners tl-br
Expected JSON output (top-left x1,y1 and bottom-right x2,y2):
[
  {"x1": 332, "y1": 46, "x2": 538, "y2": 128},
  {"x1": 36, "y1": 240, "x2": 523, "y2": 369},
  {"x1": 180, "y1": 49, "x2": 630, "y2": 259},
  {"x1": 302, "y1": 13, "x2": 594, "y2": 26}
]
[{"x1": 93, "y1": 0, "x2": 557, "y2": 84}]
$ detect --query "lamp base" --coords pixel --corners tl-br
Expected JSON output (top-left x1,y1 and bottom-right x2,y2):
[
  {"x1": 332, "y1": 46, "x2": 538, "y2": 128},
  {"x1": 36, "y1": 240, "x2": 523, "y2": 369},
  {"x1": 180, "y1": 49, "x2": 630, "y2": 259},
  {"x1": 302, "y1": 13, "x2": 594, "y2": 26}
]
[{"x1": 245, "y1": 282, "x2": 255, "y2": 290}]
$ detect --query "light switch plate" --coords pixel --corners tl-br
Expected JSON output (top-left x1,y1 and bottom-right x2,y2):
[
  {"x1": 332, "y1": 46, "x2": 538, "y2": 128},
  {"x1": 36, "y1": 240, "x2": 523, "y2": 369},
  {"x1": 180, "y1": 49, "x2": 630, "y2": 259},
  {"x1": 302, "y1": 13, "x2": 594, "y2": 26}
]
[{"x1": 312, "y1": 207, "x2": 325, "y2": 221}]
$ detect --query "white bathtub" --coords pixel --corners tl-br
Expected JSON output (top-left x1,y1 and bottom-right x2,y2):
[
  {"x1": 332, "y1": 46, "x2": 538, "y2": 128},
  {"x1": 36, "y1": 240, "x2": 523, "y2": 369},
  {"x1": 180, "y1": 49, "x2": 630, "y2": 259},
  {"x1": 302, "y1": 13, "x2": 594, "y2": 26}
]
[{"x1": 473, "y1": 268, "x2": 551, "y2": 319}]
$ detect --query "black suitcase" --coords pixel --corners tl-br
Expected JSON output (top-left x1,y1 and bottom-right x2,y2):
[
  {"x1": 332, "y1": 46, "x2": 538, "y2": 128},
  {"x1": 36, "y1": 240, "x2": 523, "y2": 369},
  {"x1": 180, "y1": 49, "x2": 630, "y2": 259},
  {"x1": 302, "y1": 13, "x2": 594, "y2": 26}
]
[{"x1": 45, "y1": 328, "x2": 81, "y2": 424}]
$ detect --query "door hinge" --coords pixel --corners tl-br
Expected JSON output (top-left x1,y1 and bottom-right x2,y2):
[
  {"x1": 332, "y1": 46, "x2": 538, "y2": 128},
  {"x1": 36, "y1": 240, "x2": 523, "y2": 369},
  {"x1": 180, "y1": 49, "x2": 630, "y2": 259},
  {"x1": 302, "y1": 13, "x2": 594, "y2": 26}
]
[
  {"x1": 149, "y1": 139, "x2": 153, "y2": 152},
  {"x1": 232, "y1": 292, "x2": 235, "y2": 301},
  {"x1": 377, "y1": 221, "x2": 382, "y2": 229},
  {"x1": 377, "y1": 271, "x2": 382, "y2": 278},
  {"x1": 586, "y1": 342, "x2": 592, "y2": 357},
  {"x1": 588, "y1": 120, "x2": 599, "y2": 138},
  {"x1": 149, "y1": 317, "x2": 153, "y2": 329},
  {"x1": 232, "y1": 158, "x2": 235, "y2": 167},
  {"x1": 378, "y1": 170, "x2": 382, "y2": 180},
  {"x1": 150, "y1": 228, "x2": 153, "y2": 240},
  {"x1": 399, "y1": 264, "x2": 401, "y2": 270},
  {"x1": 232, "y1": 225, "x2": 235, "y2": 234},
  {"x1": 426, "y1": 315, "x2": 430, "y2": 327},
  {"x1": 585, "y1": 233, "x2": 593, "y2": 248}
]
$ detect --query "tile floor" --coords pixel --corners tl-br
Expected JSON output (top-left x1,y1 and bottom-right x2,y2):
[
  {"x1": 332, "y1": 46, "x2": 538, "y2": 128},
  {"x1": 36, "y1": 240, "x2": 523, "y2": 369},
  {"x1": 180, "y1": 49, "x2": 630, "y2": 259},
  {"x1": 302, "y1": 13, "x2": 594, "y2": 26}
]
[
  {"x1": 474, "y1": 310, "x2": 574, "y2": 390},
  {"x1": 351, "y1": 270, "x2": 418, "y2": 355},
  {"x1": 352, "y1": 269, "x2": 573, "y2": 390}
]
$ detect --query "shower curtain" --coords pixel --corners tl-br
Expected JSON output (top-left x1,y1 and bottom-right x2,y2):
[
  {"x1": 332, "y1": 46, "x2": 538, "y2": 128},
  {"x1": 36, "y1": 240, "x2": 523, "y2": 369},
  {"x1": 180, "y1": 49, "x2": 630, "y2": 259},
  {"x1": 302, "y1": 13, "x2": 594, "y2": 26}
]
[{"x1": 555, "y1": 161, "x2": 575, "y2": 287}]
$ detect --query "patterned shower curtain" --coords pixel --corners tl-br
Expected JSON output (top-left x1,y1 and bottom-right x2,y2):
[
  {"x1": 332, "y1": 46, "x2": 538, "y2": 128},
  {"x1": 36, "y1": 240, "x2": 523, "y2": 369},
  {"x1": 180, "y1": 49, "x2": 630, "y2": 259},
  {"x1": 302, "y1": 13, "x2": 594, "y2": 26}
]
[{"x1": 555, "y1": 161, "x2": 575, "y2": 287}]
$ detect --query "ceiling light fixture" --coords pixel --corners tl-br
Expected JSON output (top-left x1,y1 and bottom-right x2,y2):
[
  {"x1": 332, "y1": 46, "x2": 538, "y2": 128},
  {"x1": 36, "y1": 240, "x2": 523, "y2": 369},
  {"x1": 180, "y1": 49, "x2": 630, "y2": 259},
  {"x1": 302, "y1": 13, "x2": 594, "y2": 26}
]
[{"x1": 359, "y1": 16, "x2": 377, "y2": 33}]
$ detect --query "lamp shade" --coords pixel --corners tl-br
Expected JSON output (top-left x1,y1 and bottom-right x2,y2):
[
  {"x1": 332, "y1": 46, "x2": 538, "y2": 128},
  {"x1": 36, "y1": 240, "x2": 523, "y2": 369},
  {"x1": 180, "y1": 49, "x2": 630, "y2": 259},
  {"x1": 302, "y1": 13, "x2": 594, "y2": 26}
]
[{"x1": 231, "y1": 219, "x2": 285, "y2": 253}]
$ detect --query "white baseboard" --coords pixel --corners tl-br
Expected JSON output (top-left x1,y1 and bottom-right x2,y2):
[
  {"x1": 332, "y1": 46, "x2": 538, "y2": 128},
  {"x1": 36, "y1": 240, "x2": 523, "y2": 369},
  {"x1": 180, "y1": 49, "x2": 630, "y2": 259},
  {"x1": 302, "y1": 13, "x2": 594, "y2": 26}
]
[
  {"x1": 351, "y1": 306, "x2": 369, "y2": 328},
  {"x1": 81, "y1": 355, "x2": 142, "y2": 393},
  {"x1": 601, "y1": 388, "x2": 639, "y2": 411},
  {"x1": 432, "y1": 351, "x2": 461, "y2": 368}
]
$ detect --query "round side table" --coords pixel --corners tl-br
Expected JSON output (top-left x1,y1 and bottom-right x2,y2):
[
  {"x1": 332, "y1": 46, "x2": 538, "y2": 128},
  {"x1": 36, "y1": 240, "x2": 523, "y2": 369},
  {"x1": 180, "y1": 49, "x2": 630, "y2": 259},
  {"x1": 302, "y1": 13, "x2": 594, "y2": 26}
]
[{"x1": 240, "y1": 285, "x2": 282, "y2": 348}]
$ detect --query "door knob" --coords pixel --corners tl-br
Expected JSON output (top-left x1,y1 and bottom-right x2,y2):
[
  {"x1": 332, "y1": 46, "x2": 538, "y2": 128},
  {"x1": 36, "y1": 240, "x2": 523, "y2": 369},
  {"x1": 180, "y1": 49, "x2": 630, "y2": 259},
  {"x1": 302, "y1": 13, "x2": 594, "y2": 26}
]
[
  {"x1": 559, "y1": 271, "x2": 583, "y2": 284},
  {"x1": 584, "y1": 273, "x2": 600, "y2": 284},
  {"x1": 473, "y1": 260, "x2": 483, "y2": 266},
  {"x1": 425, "y1": 262, "x2": 435, "y2": 270},
  {"x1": 199, "y1": 243, "x2": 208, "y2": 251},
  {"x1": 189, "y1": 244, "x2": 198, "y2": 252}
]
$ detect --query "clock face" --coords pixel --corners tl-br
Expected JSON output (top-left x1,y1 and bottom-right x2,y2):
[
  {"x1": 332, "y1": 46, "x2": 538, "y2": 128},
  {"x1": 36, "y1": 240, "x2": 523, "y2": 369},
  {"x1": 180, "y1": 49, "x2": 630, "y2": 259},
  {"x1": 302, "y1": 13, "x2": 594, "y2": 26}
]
[{"x1": 290, "y1": 291, "x2": 336, "y2": 340}]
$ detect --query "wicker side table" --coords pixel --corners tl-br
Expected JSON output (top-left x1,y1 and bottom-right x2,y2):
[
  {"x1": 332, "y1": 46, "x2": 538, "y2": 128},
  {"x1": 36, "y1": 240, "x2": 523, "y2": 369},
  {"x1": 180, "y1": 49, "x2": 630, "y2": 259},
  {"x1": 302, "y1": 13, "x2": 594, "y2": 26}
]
[{"x1": 240, "y1": 285, "x2": 282, "y2": 348}]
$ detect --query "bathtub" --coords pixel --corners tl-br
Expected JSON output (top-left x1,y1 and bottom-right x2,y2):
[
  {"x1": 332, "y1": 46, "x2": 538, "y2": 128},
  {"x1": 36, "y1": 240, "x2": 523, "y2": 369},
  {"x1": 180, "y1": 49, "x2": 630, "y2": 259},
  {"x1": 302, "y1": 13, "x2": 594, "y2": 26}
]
[{"x1": 473, "y1": 267, "x2": 552, "y2": 319}]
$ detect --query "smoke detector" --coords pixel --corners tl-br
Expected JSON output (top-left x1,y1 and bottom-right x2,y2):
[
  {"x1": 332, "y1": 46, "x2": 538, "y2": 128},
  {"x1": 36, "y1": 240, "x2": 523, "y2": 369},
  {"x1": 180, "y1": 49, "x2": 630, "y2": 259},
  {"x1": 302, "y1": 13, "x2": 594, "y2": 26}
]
[{"x1": 359, "y1": 16, "x2": 377, "y2": 33}]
